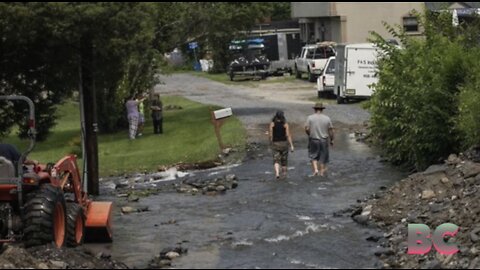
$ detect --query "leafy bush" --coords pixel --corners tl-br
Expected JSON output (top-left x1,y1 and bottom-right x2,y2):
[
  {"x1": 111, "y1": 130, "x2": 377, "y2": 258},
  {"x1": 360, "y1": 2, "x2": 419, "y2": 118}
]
[
  {"x1": 457, "y1": 52, "x2": 480, "y2": 148},
  {"x1": 369, "y1": 10, "x2": 480, "y2": 170}
]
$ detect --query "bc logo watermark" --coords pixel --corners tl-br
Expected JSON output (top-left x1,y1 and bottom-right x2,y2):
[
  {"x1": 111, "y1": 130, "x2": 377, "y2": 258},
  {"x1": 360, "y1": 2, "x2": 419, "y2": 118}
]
[{"x1": 408, "y1": 223, "x2": 459, "y2": 255}]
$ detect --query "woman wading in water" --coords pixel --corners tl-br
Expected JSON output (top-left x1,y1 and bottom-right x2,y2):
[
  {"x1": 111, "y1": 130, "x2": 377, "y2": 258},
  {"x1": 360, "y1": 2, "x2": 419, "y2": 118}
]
[{"x1": 269, "y1": 111, "x2": 294, "y2": 179}]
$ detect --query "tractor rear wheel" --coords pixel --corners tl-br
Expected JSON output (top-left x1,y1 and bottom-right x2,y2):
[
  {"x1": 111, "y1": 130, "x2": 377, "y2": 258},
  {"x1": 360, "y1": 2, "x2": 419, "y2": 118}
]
[
  {"x1": 66, "y1": 203, "x2": 85, "y2": 247},
  {"x1": 24, "y1": 185, "x2": 67, "y2": 248}
]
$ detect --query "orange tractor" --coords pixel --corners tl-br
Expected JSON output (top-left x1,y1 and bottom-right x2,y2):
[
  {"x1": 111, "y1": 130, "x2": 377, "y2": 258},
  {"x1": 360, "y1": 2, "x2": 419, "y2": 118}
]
[{"x1": 0, "y1": 95, "x2": 113, "y2": 248}]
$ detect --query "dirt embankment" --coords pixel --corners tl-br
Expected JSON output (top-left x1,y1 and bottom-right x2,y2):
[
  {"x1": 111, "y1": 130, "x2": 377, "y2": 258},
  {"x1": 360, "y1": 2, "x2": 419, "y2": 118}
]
[
  {"x1": 0, "y1": 243, "x2": 128, "y2": 269},
  {"x1": 348, "y1": 146, "x2": 480, "y2": 269}
]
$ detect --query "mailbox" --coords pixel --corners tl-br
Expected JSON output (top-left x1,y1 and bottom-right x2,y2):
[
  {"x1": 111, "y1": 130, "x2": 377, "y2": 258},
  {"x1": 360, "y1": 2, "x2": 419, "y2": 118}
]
[{"x1": 213, "y1": 108, "x2": 232, "y2": 120}]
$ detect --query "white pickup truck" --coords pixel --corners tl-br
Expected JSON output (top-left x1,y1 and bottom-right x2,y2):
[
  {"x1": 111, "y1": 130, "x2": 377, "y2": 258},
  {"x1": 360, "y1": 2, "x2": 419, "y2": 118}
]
[{"x1": 294, "y1": 42, "x2": 336, "y2": 82}]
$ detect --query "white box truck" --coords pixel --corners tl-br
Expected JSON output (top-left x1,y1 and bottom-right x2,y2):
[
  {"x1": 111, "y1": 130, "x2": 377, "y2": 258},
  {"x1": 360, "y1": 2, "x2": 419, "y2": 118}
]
[{"x1": 334, "y1": 43, "x2": 379, "y2": 104}]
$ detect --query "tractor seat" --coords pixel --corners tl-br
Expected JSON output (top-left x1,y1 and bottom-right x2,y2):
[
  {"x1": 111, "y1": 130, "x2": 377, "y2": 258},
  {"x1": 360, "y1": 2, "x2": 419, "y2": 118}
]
[{"x1": 0, "y1": 157, "x2": 15, "y2": 178}]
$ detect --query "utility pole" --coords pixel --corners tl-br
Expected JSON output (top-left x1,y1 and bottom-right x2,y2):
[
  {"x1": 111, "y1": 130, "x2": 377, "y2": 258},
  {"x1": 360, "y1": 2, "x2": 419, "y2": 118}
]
[{"x1": 80, "y1": 35, "x2": 99, "y2": 195}]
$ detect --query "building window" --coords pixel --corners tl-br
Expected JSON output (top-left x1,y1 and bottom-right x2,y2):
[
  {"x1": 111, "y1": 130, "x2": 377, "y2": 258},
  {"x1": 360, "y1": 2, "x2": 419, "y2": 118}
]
[{"x1": 403, "y1": 16, "x2": 418, "y2": 32}]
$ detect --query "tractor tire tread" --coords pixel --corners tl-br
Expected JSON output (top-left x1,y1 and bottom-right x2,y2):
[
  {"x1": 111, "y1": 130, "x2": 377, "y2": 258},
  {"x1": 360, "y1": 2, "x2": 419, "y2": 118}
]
[
  {"x1": 24, "y1": 185, "x2": 66, "y2": 248},
  {"x1": 66, "y1": 203, "x2": 85, "y2": 247}
]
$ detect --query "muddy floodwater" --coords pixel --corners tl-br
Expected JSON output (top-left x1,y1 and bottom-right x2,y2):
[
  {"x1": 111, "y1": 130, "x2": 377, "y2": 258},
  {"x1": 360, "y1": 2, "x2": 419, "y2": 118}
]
[{"x1": 91, "y1": 131, "x2": 406, "y2": 269}]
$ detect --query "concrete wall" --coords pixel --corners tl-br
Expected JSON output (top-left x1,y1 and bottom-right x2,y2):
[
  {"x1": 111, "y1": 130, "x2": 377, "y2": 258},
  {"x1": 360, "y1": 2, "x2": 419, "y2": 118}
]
[
  {"x1": 334, "y1": 2, "x2": 425, "y2": 43},
  {"x1": 292, "y1": 2, "x2": 426, "y2": 44},
  {"x1": 292, "y1": 2, "x2": 332, "y2": 18}
]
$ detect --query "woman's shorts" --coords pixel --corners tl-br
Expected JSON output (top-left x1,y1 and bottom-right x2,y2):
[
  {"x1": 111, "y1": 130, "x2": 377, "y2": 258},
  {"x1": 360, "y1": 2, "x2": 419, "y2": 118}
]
[{"x1": 272, "y1": 141, "x2": 289, "y2": 166}]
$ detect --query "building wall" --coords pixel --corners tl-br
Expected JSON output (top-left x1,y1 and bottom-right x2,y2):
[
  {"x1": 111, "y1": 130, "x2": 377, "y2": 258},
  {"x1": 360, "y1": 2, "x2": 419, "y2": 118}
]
[
  {"x1": 334, "y1": 2, "x2": 425, "y2": 43},
  {"x1": 291, "y1": 2, "x2": 332, "y2": 18},
  {"x1": 292, "y1": 2, "x2": 425, "y2": 44}
]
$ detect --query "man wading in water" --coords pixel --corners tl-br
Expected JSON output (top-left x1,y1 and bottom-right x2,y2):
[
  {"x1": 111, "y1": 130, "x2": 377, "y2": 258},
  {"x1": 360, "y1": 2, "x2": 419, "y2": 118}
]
[{"x1": 305, "y1": 102, "x2": 334, "y2": 177}]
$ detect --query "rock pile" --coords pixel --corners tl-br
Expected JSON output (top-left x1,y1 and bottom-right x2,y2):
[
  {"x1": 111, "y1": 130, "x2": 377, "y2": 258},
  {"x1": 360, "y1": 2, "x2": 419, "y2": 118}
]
[
  {"x1": 175, "y1": 174, "x2": 239, "y2": 196},
  {"x1": 0, "y1": 244, "x2": 128, "y2": 269},
  {"x1": 350, "y1": 147, "x2": 480, "y2": 268},
  {"x1": 148, "y1": 246, "x2": 188, "y2": 268}
]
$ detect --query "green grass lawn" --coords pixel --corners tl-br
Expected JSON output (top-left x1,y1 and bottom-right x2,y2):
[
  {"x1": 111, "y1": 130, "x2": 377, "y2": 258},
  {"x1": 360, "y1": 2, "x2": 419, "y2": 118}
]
[{"x1": 4, "y1": 96, "x2": 246, "y2": 176}]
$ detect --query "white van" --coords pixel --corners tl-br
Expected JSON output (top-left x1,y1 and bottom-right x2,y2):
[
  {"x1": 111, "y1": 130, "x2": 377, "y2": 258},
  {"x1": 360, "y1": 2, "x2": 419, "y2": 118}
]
[
  {"x1": 334, "y1": 43, "x2": 379, "y2": 104},
  {"x1": 316, "y1": 56, "x2": 335, "y2": 98}
]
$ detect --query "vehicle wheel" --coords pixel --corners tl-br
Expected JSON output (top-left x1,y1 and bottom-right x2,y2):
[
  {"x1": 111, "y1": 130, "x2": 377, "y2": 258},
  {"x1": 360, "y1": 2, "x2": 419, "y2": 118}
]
[
  {"x1": 24, "y1": 185, "x2": 67, "y2": 248},
  {"x1": 308, "y1": 69, "x2": 316, "y2": 82},
  {"x1": 328, "y1": 91, "x2": 337, "y2": 99},
  {"x1": 66, "y1": 203, "x2": 85, "y2": 247},
  {"x1": 318, "y1": 91, "x2": 324, "y2": 99},
  {"x1": 337, "y1": 96, "x2": 345, "y2": 104},
  {"x1": 295, "y1": 66, "x2": 301, "y2": 79},
  {"x1": 229, "y1": 71, "x2": 234, "y2": 81}
]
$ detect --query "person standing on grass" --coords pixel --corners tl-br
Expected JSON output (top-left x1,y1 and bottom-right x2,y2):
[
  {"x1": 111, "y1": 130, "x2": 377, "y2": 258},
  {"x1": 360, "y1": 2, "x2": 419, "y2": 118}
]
[
  {"x1": 305, "y1": 102, "x2": 334, "y2": 177},
  {"x1": 126, "y1": 94, "x2": 140, "y2": 140},
  {"x1": 136, "y1": 93, "x2": 147, "y2": 137},
  {"x1": 150, "y1": 93, "x2": 163, "y2": 135},
  {"x1": 269, "y1": 110, "x2": 294, "y2": 180}
]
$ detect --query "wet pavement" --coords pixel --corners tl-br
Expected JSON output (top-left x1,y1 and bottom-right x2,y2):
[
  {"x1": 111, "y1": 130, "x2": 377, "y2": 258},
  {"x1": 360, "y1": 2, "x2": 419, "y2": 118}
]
[{"x1": 90, "y1": 74, "x2": 407, "y2": 268}]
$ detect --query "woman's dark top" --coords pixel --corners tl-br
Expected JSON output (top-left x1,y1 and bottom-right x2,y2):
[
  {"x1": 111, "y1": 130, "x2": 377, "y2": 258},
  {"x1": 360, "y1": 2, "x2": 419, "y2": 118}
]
[{"x1": 272, "y1": 121, "x2": 287, "y2": 142}]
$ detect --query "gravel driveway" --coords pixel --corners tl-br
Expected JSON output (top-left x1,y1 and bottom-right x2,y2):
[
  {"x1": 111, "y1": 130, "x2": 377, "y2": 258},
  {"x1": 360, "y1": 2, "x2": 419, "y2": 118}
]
[{"x1": 155, "y1": 73, "x2": 370, "y2": 141}]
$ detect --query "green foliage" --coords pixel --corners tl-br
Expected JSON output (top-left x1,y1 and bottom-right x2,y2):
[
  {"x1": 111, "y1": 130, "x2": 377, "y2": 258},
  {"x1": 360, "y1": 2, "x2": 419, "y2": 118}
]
[
  {"x1": 0, "y1": 3, "x2": 77, "y2": 140},
  {"x1": 0, "y1": 3, "x2": 161, "y2": 138},
  {"x1": 268, "y1": 2, "x2": 291, "y2": 21},
  {"x1": 457, "y1": 50, "x2": 480, "y2": 148},
  {"x1": 0, "y1": 2, "x2": 287, "y2": 139},
  {"x1": 369, "y1": 9, "x2": 480, "y2": 170},
  {"x1": 163, "y1": 3, "x2": 275, "y2": 73}
]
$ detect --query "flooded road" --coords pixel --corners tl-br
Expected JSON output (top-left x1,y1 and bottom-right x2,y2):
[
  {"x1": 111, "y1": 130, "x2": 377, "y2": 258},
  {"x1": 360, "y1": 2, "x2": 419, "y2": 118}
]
[
  {"x1": 91, "y1": 74, "x2": 406, "y2": 268},
  {"x1": 95, "y1": 133, "x2": 405, "y2": 268}
]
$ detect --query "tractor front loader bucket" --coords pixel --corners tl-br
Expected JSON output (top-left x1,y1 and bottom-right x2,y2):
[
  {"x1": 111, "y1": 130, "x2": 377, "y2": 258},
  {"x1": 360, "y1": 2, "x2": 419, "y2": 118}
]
[{"x1": 85, "y1": 201, "x2": 113, "y2": 242}]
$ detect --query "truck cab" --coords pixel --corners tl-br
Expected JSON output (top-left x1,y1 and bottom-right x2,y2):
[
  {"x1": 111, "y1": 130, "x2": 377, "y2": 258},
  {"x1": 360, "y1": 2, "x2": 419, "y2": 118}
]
[{"x1": 295, "y1": 42, "x2": 336, "y2": 82}]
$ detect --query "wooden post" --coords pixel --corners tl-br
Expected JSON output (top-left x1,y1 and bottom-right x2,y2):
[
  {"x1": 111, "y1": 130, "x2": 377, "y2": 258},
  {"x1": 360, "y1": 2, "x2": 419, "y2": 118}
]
[{"x1": 80, "y1": 35, "x2": 99, "y2": 196}]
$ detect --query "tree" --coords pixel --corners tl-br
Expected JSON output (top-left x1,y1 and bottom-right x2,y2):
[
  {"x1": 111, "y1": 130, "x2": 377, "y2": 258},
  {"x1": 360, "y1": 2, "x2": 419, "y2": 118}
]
[
  {"x1": 0, "y1": 2, "x2": 284, "y2": 139},
  {"x1": 268, "y1": 2, "x2": 291, "y2": 21},
  {"x1": 0, "y1": 3, "x2": 77, "y2": 140},
  {"x1": 369, "y1": 9, "x2": 480, "y2": 170},
  {"x1": 0, "y1": 3, "x2": 161, "y2": 138},
  {"x1": 160, "y1": 2, "x2": 273, "y2": 73}
]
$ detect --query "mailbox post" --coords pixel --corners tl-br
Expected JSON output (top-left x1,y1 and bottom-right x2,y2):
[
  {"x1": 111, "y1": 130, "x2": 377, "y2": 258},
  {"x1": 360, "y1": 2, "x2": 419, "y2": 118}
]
[{"x1": 211, "y1": 108, "x2": 233, "y2": 150}]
